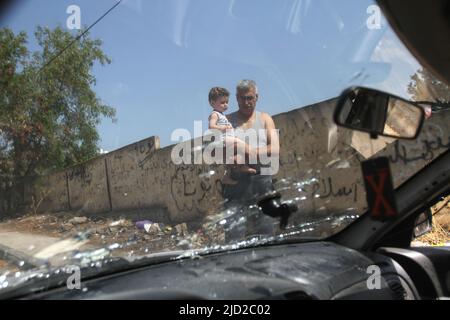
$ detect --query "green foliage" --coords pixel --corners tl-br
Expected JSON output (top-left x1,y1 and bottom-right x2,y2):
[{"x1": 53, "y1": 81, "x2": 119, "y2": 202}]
[{"x1": 0, "y1": 26, "x2": 115, "y2": 182}]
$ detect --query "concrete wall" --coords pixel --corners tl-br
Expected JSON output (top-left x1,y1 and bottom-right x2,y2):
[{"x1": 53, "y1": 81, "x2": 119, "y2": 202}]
[
  {"x1": 106, "y1": 137, "x2": 161, "y2": 212},
  {"x1": 38, "y1": 171, "x2": 70, "y2": 213},
  {"x1": 21, "y1": 136, "x2": 161, "y2": 216},
  {"x1": 2, "y1": 98, "x2": 449, "y2": 224}
]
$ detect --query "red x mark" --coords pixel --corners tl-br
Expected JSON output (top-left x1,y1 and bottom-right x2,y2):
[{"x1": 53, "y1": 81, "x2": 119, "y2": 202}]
[{"x1": 365, "y1": 169, "x2": 397, "y2": 217}]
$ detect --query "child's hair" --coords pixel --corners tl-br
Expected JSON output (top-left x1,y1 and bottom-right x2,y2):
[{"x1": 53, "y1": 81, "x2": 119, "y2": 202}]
[{"x1": 209, "y1": 87, "x2": 230, "y2": 104}]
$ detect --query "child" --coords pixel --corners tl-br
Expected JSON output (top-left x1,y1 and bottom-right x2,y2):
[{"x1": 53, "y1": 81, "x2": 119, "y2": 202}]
[{"x1": 208, "y1": 87, "x2": 256, "y2": 185}]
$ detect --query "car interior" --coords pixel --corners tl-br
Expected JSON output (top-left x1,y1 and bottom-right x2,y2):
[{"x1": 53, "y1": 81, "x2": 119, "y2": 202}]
[{"x1": 0, "y1": 0, "x2": 448, "y2": 300}]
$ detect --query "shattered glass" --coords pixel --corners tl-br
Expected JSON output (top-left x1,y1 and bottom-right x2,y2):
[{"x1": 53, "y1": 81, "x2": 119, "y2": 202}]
[{"x1": 0, "y1": 0, "x2": 449, "y2": 296}]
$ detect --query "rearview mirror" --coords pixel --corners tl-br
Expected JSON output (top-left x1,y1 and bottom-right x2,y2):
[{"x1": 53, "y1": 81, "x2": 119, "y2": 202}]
[{"x1": 334, "y1": 87, "x2": 425, "y2": 140}]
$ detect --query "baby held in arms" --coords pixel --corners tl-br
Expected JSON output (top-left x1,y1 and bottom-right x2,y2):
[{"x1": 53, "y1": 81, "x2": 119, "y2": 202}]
[{"x1": 208, "y1": 87, "x2": 256, "y2": 185}]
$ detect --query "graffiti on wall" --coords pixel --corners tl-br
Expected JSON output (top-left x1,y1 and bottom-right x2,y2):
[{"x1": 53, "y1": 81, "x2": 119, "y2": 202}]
[{"x1": 170, "y1": 164, "x2": 223, "y2": 214}]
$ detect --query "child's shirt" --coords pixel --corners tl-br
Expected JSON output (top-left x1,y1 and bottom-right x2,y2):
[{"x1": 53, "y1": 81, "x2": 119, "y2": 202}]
[
  {"x1": 209, "y1": 110, "x2": 234, "y2": 140},
  {"x1": 209, "y1": 110, "x2": 232, "y2": 128}
]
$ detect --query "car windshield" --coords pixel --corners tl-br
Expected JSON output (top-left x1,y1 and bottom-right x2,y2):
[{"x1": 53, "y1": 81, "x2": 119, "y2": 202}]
[{"x1": 0, "y1": 0, "x2": 449, "y2": 294}]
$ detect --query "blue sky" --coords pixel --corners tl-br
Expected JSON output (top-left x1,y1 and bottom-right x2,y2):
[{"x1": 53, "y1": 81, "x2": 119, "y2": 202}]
[{"x1": 2, "y1": 0, "x2": 420, "y2": 150}]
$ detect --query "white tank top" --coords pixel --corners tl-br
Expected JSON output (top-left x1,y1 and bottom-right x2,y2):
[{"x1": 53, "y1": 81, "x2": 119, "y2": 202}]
[{"x1": 228, "y1": 111, "x2": 267, "y2": 148}]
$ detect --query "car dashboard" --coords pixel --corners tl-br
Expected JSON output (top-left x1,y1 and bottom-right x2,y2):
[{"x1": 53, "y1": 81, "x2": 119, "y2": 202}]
[{"x1": 25, "y1": 241, "x2": 449, "y2": 300}]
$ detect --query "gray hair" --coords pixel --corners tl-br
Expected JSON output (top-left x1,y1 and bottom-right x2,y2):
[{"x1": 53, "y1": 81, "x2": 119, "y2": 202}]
[{"x1": 237, "y1": 79, "x2": 258, "y2": 94}]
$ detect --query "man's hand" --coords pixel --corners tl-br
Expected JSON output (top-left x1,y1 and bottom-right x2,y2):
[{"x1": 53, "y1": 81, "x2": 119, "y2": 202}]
[
  {"x1": 224, "y1": 138, "x2": 255, "y2": 164},
  {"x1": 224, "y1": 124, "x2": 233, "y2": 133}
]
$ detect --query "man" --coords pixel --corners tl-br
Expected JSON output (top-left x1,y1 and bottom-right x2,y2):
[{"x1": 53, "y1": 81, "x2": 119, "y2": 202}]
[{"x1": 222, "y1": 79, "x2": 280, "y2": 239}]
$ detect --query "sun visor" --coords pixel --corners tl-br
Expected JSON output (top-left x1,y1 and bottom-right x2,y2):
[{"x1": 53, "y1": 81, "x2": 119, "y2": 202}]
[{"x1": 377, "y1": 0, "x2": 450, "y2": 86}]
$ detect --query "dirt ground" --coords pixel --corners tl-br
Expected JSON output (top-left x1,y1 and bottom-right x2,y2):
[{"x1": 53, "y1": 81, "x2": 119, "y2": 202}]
[
  {"x1": 0, "y1": 211, "x2": 226, "y2": 259},
  {"x1": 416, "y1": 196, "x2": 450, "y2": 245}
]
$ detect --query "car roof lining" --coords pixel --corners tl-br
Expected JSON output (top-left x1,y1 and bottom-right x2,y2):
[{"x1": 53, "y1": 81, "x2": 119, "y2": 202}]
[{"x1": 377, "y1": 0, "x2": 450, "y2": 86}]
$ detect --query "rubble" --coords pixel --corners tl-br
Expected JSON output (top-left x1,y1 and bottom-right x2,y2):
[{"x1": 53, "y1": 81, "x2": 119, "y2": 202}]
[
  {"x1": 144, "y1": 223, "x2": 161, "y2": 235},
  {"x1": 60, "y1": 223, "x2": 74, "y2": 232},
  {"x1": 0, "y1": 211, "x2": 227, "y2": 262},
  {"x1": 109, "y1": 219, "x2": 127, "y2": 227},
  {"x1": 135, "y1": 220, "x2": 152, "y2": 230},
  {"x1": 175, "y1": 223, "x2": 188, "y2": 237},
  {"x1": 69, "y1": 217, "x2": 88, "y2": 225}
]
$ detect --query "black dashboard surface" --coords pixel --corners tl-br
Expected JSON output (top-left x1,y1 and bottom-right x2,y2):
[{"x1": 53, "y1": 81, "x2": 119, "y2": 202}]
[{"x1": 30, "y1": 242, "x2": 418, "y2": 300}]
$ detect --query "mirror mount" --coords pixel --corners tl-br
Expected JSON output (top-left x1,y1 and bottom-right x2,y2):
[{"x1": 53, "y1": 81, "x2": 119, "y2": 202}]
[{"x1": 257, "y1": 192, "x2": 297, "y2": 230}]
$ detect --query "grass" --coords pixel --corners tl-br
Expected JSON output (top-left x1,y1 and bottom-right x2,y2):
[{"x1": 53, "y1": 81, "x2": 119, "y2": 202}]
[{"x1": 417, "y1": 196, "x2": 450, "y2": 246}]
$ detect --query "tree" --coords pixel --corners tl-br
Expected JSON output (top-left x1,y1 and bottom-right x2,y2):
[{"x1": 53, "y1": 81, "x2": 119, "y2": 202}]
[
  {"x1": 0, "y1": 26, "x2": 116, "y2": 184},
  {"x1": 408, "y1": 68, "x2": 450, "y2": 103}
]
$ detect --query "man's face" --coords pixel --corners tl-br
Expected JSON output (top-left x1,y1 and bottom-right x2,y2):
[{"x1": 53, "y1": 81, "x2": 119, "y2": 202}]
[{"x1": 236, "y1": 88, "x2": 258, "y2": 117}]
